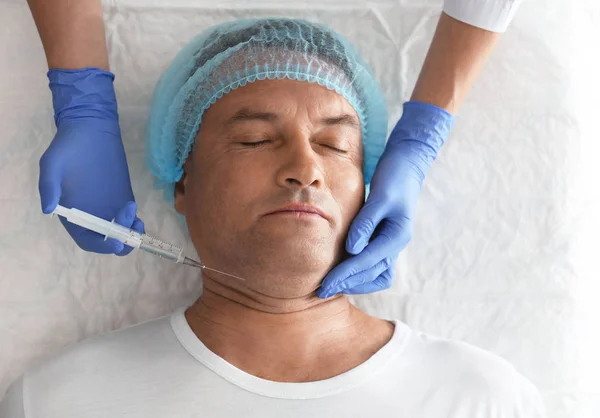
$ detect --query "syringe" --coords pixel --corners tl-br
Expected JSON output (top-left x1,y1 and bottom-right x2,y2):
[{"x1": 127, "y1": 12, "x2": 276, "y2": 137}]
[{"x1": 51, "y1": 205, "x2": 245, "y2": 282}]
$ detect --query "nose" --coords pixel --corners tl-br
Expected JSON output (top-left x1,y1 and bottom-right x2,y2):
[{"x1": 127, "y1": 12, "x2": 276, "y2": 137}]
[{"x1": 275, "y1": 136, "x2": 325, "y2": 190}]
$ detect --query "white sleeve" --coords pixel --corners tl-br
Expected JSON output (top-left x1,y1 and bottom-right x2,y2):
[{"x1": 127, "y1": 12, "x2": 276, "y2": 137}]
[
  {"x1": 443, "y1": 0, "x2": 524, "y2": 33},
  {"x1": 0, "y1": 376, "x2": 26, "y2": 418}
]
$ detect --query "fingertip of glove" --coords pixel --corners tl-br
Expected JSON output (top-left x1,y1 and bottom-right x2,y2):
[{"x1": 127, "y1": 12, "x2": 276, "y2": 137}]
[
  {"x1": 347, "y1": 219, "x2": 373, "y2": 254},
  {"x1": 39, "y1": 183, "x2": 60, "y2": 214},
  {"x1": 132, "y1": 218, "x2": 145, "y2": 234},
  {"x1": 347, "y1": 240, "x2": 366, "y2": 255},
  {"x1": 124, "y1": 201, "x2": 137, "y2": 215},
  {"x1": 347, "y1": 234, "x2": 368, "y2": 254},
  {"x1": 41, "y1": 203, "x2": 57, "y2": 215},
  {"x1": 115, "y1": 245, "x2": 134, "y2": 257},
  {"x1": 113, "y1": 241, "x2": 125, "y2": 254},
  {"x1": 114, "y1": 201, "x2": 138, "y2": 225}
]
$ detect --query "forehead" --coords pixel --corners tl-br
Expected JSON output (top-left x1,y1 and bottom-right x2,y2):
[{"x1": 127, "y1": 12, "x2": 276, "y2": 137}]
[{"x1": 203, "y1": 79, "x2": 359, "y2": 124}]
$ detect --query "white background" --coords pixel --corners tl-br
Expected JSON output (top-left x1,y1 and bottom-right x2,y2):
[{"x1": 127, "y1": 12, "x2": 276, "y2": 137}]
[{"x1": 1, "y1": 0, "x2": 599, "y2": 416}]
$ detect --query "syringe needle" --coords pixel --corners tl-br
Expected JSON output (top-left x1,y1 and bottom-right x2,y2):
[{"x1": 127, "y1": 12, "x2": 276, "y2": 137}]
[
  {"x1": 201, "y1": 265, "x2": 246, "y2": 282},
  {"x1": 182, "y1": 257, "x2": 246, "y2": 281}
]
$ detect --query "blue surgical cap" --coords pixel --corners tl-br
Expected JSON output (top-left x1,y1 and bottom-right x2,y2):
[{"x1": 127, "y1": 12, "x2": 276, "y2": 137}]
[{"x1": 146, "y1": 18, "x2": 388, "y2": 204}]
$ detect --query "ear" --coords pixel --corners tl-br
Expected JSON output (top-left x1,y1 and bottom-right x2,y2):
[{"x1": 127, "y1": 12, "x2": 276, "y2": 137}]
[{"x1": 174, "y1": 159, "x2": 193, "y2": 216}]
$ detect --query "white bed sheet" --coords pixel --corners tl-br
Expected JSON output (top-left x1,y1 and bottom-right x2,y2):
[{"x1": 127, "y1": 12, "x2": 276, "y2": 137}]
[{"x1": 0, "y1": 0, "x2": 599, "y2": 416}]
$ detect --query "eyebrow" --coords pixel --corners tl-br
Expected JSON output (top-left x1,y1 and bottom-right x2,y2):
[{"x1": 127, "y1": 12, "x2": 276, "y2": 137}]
[
  {"x1": 225, "y1": 109, "x2": 278, "y2": 125},
  {"x1": 322, "y1": 114, "x2": 360, "y2": 130},
  {"x1": 224, "y1": 108, "x2": 360, "y2": 130}
]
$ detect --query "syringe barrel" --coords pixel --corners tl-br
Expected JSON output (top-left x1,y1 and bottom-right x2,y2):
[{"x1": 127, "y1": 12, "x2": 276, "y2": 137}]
[
  {"x1": 106, "y1": 221, "x2": 144, "y2": 248},
  {"x1": 139, "y1": 237, "x2": 184, "y2": 262}
]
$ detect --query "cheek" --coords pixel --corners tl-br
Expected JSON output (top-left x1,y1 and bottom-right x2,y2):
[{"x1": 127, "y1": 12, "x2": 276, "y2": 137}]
[
  {"x1": 329, "y1": 163, "x2": 365, "y2": 228},
  {"x1": 187, "y1": 155, "x2": 270, "y2": 225}
]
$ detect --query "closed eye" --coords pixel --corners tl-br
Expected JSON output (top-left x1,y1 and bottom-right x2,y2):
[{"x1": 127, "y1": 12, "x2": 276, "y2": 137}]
[
  {"x1": 238, "y1": 140, "x2": 348, "y2": 153},
  {"x1": 238, "y1": 140, "x2": 272, "y2": 147},
  {"x1": 322, "y1": 144, "x2": 348, "y2": 154}
]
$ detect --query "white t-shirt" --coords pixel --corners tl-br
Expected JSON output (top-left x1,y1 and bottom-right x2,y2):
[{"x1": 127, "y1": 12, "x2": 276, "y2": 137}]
[
  {"x1": 0, "y1": 307, "x2": 545, "y2": 417},
  {"x1": 443, "y1": 0, "x2": 523, "y2": 33}
]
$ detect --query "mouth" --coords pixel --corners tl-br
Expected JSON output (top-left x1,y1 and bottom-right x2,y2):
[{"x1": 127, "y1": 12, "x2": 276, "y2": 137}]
[
  {"x1": 264, "y1": 204, "x2": 328, "y2": 220},
  {"x1": 267, "y1": 211, "x2": 324, "y2": 219}
]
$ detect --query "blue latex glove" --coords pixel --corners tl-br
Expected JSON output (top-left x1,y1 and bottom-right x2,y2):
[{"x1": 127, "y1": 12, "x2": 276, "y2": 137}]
[
  {"x1": 39, "y1": 68, "x2": 144, "y2": 255},
  {"x1": 317, "y1": 101, "x2": 454, "y2": 298}
]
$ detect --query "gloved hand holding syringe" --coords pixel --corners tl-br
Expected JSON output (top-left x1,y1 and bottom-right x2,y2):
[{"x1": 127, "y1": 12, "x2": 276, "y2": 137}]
[{"x1": 51, "y1": 205, "x2": 246, "y2": 282}]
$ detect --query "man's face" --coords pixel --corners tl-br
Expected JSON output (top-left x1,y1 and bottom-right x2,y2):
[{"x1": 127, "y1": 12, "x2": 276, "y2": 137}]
[{"x1": 175, "y1": 79, "x2": 365, "y2": 298}]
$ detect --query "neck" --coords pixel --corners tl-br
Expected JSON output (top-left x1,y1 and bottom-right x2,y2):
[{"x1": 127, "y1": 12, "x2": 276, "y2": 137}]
[{"x1": 184, "y1": 274, "x2": 394, "y2": 382}]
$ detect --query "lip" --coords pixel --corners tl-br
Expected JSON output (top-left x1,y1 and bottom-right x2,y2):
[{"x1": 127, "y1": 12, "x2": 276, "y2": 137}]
[{"x1": 264, "y1": 203, "x2": 328, "y2": 220}]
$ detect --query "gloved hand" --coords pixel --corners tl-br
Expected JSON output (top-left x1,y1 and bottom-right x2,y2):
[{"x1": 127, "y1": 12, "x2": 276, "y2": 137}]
[
  {"x1": 39, "y1": 68, "x2": 144, "y2": 255},
  {"x1": 317, "y1": 101, "x2": 454, "y2": 298}
]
